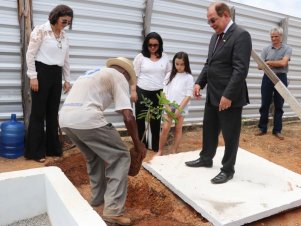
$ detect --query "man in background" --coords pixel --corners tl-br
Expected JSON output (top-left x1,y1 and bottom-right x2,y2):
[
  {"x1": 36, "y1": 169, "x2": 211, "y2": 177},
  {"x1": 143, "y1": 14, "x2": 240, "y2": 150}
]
[{"x1": 255, "y1": 27, "x2": 292, "y2": 140}]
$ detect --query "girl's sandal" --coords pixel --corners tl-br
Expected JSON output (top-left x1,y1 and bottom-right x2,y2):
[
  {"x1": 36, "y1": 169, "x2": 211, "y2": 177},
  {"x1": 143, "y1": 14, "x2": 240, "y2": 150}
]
[{"x1": 35, "y1": 158, "x2": 46, "y2": 163}]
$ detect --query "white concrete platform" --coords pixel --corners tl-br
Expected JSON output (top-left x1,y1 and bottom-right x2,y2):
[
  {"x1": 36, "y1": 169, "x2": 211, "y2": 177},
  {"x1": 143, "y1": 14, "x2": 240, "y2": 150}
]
[
  {"x1": 0, "y1": 167, "x2": 106, "y2": 226},
  {"x1": 143, "y1": 147, "x2": 301, "y2": 226}
]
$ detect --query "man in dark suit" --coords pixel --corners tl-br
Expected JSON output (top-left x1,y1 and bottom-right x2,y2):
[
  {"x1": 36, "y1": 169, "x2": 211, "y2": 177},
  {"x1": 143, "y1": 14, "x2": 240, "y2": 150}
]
[{"x1": 185, "y1": 2, "x2": 252, "y2": 184}]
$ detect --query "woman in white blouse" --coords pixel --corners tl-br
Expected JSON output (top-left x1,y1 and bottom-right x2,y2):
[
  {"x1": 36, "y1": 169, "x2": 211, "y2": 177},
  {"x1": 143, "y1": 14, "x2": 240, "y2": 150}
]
[
  {"x1": 25, "y1": 5, "x2": 73, "y2": 162},
  {"x1": 133, "y1": 32, "x2": 171, "y2": 152}
]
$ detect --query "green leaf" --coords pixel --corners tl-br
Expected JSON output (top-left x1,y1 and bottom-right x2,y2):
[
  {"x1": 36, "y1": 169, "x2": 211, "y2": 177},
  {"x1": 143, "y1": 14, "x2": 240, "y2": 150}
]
[{"x1": 137, "y1": 92, "x2": 183, "y2": 141}]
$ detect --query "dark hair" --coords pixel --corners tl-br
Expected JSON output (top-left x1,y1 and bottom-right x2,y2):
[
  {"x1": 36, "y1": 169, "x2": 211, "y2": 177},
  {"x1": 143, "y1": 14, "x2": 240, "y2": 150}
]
[
  {"x1": 49, "y1": 5, "x2": 74, "y2": 29},
  {"x1": 141, "y1": 32, "x2": 163, "y2": 58},
  {"x1": 215, "y1": 2, "x2": 231, "y2": 17},
  {"x1": 167, "y1": 52, "x2": 191, "y2": 85}
]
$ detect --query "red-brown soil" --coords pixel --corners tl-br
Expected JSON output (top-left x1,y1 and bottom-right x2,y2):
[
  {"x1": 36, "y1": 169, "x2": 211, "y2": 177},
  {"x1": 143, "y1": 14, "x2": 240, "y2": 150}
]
[{"x1": 0, "y1": 121, "x2": 300, "y2": 225}]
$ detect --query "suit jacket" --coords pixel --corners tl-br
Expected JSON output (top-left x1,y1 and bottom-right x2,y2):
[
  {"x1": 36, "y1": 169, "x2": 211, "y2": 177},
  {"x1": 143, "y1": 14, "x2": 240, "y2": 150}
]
[{"x1": 196, "y1": 23, "x2": 252, "y2": 107}]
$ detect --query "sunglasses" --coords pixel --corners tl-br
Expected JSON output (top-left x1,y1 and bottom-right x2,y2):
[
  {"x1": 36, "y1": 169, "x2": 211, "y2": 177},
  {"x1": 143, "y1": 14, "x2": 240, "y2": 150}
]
[
  {"x1": 207, "y1": 17, "x2": 218, "y2": 25},
  {"x1": 148, "y1": 44, "x2": 159, "y2": 48},
  {"x1": 61, "y1": 20, "x2": 71, "y2": 26}
]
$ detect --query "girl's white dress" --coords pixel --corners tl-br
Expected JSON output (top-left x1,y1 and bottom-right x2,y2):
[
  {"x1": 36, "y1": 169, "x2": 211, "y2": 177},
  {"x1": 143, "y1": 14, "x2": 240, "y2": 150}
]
[{"x1": 163, "y1": 72, "x2": 194, "y2": 115}]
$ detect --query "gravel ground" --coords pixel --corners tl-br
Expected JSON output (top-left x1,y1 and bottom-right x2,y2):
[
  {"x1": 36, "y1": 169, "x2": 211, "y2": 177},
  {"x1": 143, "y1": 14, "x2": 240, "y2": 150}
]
[{"x1": 6, "y1": 213, "x2": 51, "y2": 226}]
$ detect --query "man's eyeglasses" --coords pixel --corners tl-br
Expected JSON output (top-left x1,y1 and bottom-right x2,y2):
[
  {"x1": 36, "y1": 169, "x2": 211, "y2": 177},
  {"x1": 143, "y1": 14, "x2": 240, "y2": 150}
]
[
  {"x1": 207, "y1": 17, "x2": 218, "y2": 25},
  {"x1": 148, "y1": 44, "x2": 159, "y2": 48}
]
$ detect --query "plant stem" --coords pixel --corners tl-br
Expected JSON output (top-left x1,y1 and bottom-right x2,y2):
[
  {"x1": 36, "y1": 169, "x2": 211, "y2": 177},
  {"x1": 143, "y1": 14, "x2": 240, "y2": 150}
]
[{"x1": 141, "y1": 109, "x2": 151, "y2": 142}]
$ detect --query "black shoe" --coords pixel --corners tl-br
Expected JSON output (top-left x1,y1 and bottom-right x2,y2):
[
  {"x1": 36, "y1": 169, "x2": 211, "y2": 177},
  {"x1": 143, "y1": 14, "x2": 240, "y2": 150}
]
[
  {"x1": 185, "y1": 157, "x2": 213, "y2": 168},
  {"x1": 211, "y1": 171, "x2": 233, "y2": 184}
]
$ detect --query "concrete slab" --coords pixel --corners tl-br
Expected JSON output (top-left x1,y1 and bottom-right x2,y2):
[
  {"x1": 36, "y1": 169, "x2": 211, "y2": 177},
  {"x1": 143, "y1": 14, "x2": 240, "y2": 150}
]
[
  {"x1": 142, "y1": 147, "x2": 301, "y2": 226},
  {"x1": 0, "y1": 167, "x2": 105, "y2": 226}
]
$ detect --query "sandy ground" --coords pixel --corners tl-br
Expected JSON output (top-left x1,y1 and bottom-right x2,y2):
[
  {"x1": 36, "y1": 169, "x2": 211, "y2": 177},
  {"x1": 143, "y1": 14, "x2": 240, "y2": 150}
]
[{"x1": 0, "y1": 121, "x2": 300, "y2": 226}]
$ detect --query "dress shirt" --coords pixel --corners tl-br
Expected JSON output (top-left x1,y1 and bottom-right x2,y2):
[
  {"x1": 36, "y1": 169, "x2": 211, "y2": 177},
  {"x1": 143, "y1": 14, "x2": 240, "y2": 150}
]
[{"x1": 26, "y1": 21, "x2": 70, "y2": 82}]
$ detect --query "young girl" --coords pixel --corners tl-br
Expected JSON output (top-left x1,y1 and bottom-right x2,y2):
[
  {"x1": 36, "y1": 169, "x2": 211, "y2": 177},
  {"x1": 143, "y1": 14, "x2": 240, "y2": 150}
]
[{"x1": 157, "y1": 52, "x2": 194, "y2": 156}]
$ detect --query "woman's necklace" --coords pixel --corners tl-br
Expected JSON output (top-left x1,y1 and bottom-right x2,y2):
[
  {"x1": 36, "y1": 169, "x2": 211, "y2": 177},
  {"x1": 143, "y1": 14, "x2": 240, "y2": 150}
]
[
  {"x1": 54, "y1": 32, "x2": 62, "y2": 49},
  {"x1": 51, "y1": 26, "x2": 62, "y2": 49}
]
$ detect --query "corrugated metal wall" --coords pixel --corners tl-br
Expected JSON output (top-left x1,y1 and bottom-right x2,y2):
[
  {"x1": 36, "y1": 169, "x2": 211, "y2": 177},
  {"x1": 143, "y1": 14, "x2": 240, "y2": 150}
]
[
  {"x1": 0, "y1": 0, "x2": 22, "y2": 120},
  {"x1": 152, "y1": 0, "x2": 301, "y2": 123},
  {"x1": 150, "y1": 0, "x2": 210, "y2": 123},
  {"x1": 287, "y1": 17, "x2": 301, "y2": 108},
  {"x1": 1, "y1": 0, "x2": 301, "y2": 127},
  {"x1": 31, "y1": 0, "x2": 145, "y2": 127},
  {"x1": 232, "y1": 1, "x2": 301, "y2": 119}
]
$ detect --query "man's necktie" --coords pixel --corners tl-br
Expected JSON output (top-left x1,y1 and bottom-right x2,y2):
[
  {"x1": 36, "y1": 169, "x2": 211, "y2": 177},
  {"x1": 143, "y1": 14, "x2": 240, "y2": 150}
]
[{"x1": 213, "y1": 32, "x2": 224, "y2": 53}]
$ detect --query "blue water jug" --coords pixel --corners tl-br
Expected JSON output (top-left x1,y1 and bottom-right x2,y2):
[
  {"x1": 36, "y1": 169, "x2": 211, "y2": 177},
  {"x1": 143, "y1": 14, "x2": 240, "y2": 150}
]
[{"x1": 0, "y1": 114, "x2": 25, "y2": 159}]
